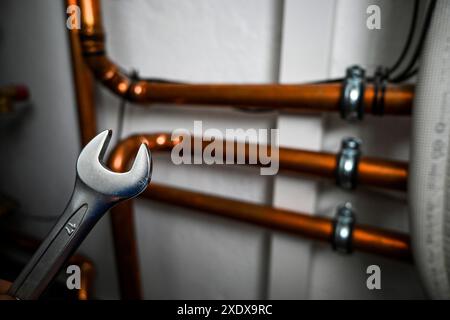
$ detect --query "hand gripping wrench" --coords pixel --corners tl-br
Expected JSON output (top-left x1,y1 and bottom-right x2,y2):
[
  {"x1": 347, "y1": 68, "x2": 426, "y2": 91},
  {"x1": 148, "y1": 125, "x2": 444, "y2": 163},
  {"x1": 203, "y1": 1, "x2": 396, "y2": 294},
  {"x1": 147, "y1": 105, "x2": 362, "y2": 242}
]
[{"x1": 8, "y1": 130, "x2": 152, "y2": 299}]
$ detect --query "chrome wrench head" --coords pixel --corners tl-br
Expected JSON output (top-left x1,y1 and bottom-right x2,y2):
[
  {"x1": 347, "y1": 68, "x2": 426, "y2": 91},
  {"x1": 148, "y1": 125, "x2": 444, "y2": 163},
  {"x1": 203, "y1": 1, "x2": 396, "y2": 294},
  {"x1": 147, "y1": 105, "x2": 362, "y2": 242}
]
[
  {"x1": 77, "y1": 130, "x2": 152, "y2": 199},
  {"x1": 8, "y1": 130, "x2": 151, "y2": 300}
]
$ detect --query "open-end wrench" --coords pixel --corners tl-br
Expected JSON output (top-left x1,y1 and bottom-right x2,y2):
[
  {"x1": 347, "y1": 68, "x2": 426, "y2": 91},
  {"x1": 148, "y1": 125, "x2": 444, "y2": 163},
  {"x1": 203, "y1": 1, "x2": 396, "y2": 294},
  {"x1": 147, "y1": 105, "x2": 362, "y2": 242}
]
[{"x1": 8, "y1": 130, "x2": 152, "y2": 300}]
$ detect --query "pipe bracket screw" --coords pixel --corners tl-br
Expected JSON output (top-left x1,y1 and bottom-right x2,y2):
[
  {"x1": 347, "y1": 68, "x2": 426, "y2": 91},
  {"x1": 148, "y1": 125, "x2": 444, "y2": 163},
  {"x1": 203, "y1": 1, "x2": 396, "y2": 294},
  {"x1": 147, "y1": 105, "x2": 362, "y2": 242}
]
[
  {"x1": 336, "y1": 137, "x2": 361, "y2": 190},
  {"x1": 340, "y1": 65, "x2": 366, "y2": 121},
  {"x1": 332, "y1": 202, "x2": 355, "y2": 254}
]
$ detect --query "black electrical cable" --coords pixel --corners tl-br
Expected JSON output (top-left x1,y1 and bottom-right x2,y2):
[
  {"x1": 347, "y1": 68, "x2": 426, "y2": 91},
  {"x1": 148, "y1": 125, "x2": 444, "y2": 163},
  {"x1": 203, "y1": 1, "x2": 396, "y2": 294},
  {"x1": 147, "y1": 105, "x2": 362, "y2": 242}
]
[
  {"x1": 310, "y1": 0, "x2": 420, "y2": 84},
  {"x1": 324, "y1": 0, "x2": 430, "y2": 84},
  {"x1": 388, "y1": 0, "x2": 419, "y2": 77},
  {"x1": 141, "y1": 77, "x2": 184, "y2": 84},
  {"x1": 390, "y1": 0, "x2": 437, "y2": 82},
  {"x1": 109, "y1": 0, "x2": 428, "y2": 118},
  {"x1": 115, "y1": 0, "x2": 428, "y2": 90},
  {"x1": 395, "y1": 66, "x2": 419, "y2": 82},
  {"x1": 310, "y1": 77, "x2": 344, "y2": 84}
]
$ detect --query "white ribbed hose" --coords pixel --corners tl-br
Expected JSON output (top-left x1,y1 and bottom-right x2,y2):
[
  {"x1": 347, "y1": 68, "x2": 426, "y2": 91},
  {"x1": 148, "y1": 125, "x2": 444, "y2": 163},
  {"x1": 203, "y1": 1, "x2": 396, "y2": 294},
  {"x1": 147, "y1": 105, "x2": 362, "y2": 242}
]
[{"x1": 409, "y1": 0, "x2": 450, "y2": 299}]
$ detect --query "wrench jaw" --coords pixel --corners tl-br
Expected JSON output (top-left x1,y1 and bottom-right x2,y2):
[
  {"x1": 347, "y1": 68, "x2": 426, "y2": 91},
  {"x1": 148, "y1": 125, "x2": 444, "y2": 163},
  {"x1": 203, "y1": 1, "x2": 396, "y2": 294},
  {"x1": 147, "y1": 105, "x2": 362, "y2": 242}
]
[
  {"x1": 77, "y1": 130, "x2": 152, "y2": 200},
  {"x1": 8, "y1": 130, "x2": 152, "y2": 300},
  {"x1": 128, "y1": 143, "x2": 153, "y2": 197}
]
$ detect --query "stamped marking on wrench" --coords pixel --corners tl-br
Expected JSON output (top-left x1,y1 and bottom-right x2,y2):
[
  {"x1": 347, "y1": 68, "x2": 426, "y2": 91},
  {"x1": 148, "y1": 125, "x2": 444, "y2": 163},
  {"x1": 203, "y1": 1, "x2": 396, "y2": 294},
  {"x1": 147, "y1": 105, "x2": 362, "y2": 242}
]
[{"x1": 65, "y1": 222, "x2": 77, "y2": 235}]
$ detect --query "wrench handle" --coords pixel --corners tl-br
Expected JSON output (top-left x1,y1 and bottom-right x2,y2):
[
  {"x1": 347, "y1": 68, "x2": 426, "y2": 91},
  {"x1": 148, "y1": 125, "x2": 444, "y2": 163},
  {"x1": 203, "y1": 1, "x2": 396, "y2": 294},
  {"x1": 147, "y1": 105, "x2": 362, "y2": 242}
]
[{"x1": 8, "y1": 179, "x2": 110, "y2": 300}]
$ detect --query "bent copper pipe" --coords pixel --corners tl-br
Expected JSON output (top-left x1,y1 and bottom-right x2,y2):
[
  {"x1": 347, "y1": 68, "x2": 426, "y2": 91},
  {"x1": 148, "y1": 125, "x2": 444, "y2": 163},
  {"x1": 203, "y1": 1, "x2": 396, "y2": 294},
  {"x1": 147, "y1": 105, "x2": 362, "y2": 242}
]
[
  {"x1": 110, "y1": 133, "x2": 408, "y2": 191},
  {"x1": 107, "y1": 134, "x2": 411, "y2": 298},
  {"x1": 79, "y1": 0, "x2": 413, "y2": 115}
]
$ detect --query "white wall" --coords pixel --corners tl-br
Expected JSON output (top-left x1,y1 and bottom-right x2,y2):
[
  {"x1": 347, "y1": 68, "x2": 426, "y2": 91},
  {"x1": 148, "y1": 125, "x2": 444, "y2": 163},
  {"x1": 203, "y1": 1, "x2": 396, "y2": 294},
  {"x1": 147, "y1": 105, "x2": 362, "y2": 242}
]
[{"x1": 0, "y1": 0, "x2": 425, "y2": 299}]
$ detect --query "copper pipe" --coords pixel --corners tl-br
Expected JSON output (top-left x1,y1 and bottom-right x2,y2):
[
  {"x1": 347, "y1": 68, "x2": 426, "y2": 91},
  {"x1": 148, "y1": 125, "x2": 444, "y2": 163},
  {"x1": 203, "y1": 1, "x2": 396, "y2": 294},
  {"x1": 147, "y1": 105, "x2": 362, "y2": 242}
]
[
  {"x1": 0, "y1": 85, "x2": 29, "y2": 101},
  {"x1": 67, "y1": 0, "x2": 97, "y2": 146},
  {"x1": 358, "y1": 157, "x2": 408, "y2": 191},
  {"x1": 107, "y1": 134, "x2": 412, "y2": 298},
  {"x1": 79, "y1": 0, "x2": 413, "y2": 115},
  {"x1": 66, "y1": 1, "x2": 97, "y2": 296},
  {"x1": 70, "y1": 255, "x2": 95, "y2": 300},
  {"x1": 0, "y1": 230, "x2": 95, "y2": 300},
  {"x1": 109, "y1": 200, "x2": 141, "y2": 300},
  {"x1": 110, "y1": 133, "x2": 408, "y2": 191},
  {"x1": 142, "y1": 183, "x2": 411, "y2": 261},
  {"x1": 0, "y1": 84, "x2": 30, "y2": 113}
]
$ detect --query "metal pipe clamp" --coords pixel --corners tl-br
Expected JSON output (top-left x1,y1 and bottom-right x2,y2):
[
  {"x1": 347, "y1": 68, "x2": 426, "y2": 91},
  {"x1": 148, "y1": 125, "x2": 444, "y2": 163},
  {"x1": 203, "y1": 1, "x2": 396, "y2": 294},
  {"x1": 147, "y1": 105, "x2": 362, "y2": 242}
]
[
  {"x1": 340, "y1": 65, "x2": 366, "y2": 121},
  {"x1": 336, "y1": 137, "x2": 361, "y2": 190},
  {"x1": 332, "y1": 202, "x2": 355, "y2": 254}
]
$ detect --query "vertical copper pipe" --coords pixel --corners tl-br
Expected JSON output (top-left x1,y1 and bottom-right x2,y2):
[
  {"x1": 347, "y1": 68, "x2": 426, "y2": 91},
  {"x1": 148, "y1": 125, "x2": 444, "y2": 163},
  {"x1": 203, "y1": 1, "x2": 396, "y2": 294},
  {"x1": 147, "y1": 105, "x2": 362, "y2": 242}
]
[
  {"x1": 109, "y1": 143, "x2": 144, "y2": 299},
  {"x1": 67, "y1": 0, "x2": 97, "y2": 146},
  {"x1": 110, "y1": 201, "x2": 142, "y2": 299},
  {"x1": 70, "y1": 255, "x2": 95, "y2": 300}
]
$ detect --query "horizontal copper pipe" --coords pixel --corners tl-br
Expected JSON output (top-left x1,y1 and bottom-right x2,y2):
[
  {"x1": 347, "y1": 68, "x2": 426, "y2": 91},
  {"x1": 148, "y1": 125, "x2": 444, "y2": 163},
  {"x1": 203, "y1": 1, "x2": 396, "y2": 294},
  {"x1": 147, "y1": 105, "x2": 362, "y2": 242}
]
[
  {"x1": 357, "y1": 157, "x2": 408, "y2": 191},
  {"x1": 79, "y1": 0, "x2": 413, "y2": 115},
  {"x1": 108, "y1": 134, "x2": 411, "y2": 299},
  {"x1": 107, "y1": 134, "x2": 412, "y2": 298},
  {"x1": 110, "y1": 133, "x2": 408, "y2": 191},
  {"x1": 0, "y1": 230, "x2": 95, "y2": 300},
  {"x1": 142, "y1": 183, "x2": 411, "y2": 261},
  {"x1": 108, "y1": 134, "x2": 411, "y2": 261}
]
